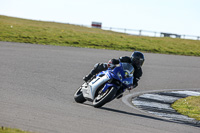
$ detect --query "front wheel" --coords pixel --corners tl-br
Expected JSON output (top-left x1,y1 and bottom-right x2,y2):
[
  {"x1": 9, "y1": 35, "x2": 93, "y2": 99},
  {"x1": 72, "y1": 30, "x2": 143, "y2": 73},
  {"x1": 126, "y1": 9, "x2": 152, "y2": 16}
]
[
  {"x1": 93, "y1": 87, "x2": 117, "y2": 108},
  {"x1": 74, "y1": 85, "x2": 86, "y2": 103}
]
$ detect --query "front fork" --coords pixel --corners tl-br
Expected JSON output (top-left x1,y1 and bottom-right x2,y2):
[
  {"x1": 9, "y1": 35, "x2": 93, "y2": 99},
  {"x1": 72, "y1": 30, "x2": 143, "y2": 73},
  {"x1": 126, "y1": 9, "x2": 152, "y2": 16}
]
[{"x1": 100, "y1": 82, "x2": 125, "y2": 100}]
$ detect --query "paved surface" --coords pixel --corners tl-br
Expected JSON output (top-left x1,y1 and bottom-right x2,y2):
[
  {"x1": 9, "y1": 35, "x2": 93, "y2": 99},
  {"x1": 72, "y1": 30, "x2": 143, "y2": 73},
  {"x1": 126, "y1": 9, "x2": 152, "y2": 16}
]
[{"x1": 0, "y1": 41, "x2": 200, "y2": 133}]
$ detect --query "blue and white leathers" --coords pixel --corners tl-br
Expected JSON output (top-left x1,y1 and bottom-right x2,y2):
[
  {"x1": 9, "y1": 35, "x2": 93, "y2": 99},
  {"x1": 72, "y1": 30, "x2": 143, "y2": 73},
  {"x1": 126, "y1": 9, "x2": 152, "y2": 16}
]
[{"x1": 82, "y1": 62, "x2": 134, "y2": 101}]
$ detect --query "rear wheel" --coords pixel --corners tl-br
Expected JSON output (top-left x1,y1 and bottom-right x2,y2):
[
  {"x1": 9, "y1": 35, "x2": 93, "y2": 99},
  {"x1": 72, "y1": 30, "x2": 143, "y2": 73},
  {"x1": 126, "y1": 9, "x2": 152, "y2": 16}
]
[
  {"x1": 74, "y1": 85, "x2": 86, "y2": 103},
  {"x1": 93, "y1": 87, "x2": 117, "y2": 108}
]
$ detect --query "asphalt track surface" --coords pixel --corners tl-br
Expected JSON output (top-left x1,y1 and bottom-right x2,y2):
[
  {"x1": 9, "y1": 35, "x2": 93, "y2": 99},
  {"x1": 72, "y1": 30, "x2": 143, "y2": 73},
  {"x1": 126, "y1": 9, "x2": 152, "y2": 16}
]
[{"x1": 0, "y1": 41, "x2": 200, "y2": 133}]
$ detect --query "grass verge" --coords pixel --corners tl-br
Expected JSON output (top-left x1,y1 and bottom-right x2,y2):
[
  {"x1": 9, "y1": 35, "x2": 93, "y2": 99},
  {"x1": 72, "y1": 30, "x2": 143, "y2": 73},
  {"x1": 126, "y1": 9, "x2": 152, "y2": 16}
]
[
  {"x1": 0, "y1": 127, "x2": 32, "y2": 133},
  {"x1": 171, "y1": 96, "x2": 200, "y2": 121},
  {"x1": 0, "y1": 15, "x2": 200, "y2": 56}
]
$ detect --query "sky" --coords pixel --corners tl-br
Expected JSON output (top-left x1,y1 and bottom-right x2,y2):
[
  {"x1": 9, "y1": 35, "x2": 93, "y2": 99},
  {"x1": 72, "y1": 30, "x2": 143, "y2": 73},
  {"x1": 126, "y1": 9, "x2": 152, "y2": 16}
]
[{"x1": 1, "y1": 0, "x2": 200, "y2": 37}]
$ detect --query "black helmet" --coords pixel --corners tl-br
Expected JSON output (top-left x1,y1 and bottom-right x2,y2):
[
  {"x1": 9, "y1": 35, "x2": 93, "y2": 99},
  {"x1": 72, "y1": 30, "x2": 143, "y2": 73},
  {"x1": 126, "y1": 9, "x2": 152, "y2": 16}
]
[{"x1": 131, "y1": 51, "x2": 145, "y2": 68}]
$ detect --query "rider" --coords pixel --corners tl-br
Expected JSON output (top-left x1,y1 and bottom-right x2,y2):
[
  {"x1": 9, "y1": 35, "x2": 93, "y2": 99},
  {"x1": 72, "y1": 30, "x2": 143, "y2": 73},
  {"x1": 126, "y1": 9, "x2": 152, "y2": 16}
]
[{"x1": 83, "y1": 51, "x2": 145, "y2": 90}]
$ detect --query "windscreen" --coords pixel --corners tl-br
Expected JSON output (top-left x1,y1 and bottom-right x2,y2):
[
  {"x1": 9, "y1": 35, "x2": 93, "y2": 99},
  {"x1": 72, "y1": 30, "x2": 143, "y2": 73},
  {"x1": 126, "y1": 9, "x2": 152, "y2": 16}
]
[{"x1": 121, "y1": 63, "x2": 134, "y2": 77}]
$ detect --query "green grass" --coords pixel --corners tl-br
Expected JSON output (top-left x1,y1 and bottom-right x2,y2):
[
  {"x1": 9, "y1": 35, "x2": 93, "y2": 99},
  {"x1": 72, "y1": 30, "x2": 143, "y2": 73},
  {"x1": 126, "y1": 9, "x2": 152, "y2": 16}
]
[
  {"x1": 0, "y1": 15, "x2": 200, "y2": 56},
  {"x1": 0, "y1": 127, "x2": 32, "y2": 133},
  {"x1": 171, "y1": 96, "x2": 200, "y2": 121}
]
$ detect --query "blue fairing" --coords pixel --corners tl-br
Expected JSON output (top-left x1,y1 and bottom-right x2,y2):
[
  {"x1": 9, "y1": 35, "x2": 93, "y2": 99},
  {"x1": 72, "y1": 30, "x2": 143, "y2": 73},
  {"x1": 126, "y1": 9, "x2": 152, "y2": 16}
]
[
  {"x1": 97, "y1": 63, "x2": 134, "y2": 93},
  {"x1": 102, "y1": 84, "x2": 119, "y2": 93}
]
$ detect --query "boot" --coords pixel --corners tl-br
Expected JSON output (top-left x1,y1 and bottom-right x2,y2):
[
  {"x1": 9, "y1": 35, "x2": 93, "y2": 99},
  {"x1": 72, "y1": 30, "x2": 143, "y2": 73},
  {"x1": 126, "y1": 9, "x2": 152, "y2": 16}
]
[{"x1": 83, "y1": 74, "x2": 93, "y2": 82}]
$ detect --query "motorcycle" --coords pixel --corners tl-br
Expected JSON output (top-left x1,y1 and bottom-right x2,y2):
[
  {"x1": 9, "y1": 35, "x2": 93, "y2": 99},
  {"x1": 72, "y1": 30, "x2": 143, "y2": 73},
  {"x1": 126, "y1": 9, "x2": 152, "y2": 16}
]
[{"x1": 74, "y1": 62, "x2": 134, "y2": 108}]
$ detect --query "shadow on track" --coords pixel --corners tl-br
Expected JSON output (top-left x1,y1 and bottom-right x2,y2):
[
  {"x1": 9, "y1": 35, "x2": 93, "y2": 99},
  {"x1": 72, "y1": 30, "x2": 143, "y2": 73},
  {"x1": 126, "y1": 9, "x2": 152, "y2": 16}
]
[
  {"x1": 81, "y1": 101, "x2": 199, "y2": 127},
  {"x1": 99, "y1": 106, "x2": 200, "y2": 128}
]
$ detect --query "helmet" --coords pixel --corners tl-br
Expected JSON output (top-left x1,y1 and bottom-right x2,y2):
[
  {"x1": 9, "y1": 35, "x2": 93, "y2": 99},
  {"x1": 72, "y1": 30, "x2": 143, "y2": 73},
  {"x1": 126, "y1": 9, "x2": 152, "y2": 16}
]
[{"x1": 131, "y1": 51, "x2": 145, "y2": 68}]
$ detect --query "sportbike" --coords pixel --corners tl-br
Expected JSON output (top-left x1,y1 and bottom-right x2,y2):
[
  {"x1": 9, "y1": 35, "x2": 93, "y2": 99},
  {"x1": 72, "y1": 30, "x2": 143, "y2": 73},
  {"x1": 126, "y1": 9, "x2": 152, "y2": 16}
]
[{"x1": 74, "y1": 62, "x2": 134, "y2": 108}]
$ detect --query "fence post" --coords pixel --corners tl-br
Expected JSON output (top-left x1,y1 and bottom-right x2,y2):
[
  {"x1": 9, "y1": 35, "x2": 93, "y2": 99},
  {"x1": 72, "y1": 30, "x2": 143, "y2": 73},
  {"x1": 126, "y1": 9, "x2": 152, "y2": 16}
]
[{"x1": 139, "y1": 30, "x2": 142, "y2": 36}]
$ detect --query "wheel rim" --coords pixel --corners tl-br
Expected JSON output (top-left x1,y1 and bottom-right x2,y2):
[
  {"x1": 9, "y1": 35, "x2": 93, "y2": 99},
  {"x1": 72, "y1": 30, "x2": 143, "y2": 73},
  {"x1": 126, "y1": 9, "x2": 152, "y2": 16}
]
[{"x1": 95, "y1": 89, "x2": 110, "y2": 102}]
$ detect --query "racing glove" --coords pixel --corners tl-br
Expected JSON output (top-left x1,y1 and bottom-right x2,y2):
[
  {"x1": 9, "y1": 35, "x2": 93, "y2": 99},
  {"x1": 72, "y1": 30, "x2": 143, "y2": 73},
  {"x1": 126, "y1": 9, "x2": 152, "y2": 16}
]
[{"x1": 107, "y1": 60, "x2": 115, "y2": 68}]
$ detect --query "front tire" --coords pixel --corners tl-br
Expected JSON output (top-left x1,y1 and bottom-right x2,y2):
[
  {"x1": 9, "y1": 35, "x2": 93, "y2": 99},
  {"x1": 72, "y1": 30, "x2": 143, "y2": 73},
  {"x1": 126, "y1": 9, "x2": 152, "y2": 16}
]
[
  {"x1": 74, "y1": 86, "x2": 86, "y2": 103},
  {"x1": 93, "y1": 87, "x2": 117, "y2": 108}
]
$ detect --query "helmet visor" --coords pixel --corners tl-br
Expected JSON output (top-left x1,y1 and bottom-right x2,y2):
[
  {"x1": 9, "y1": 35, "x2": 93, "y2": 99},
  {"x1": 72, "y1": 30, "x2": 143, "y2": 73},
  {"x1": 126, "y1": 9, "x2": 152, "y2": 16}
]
[{"x1": 132, "y1": 58, "x2": 144, "y2": 67}]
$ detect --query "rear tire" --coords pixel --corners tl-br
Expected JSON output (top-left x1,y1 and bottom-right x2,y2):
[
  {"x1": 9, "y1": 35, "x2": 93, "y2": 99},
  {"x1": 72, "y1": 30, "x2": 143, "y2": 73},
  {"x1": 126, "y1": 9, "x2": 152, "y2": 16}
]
[
  {"x1": 74, "y1": 86, "x2": 86, "y2": 103},
  {"x1": 93, "y1": 87, "x2": 117, "y2": 108}
]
